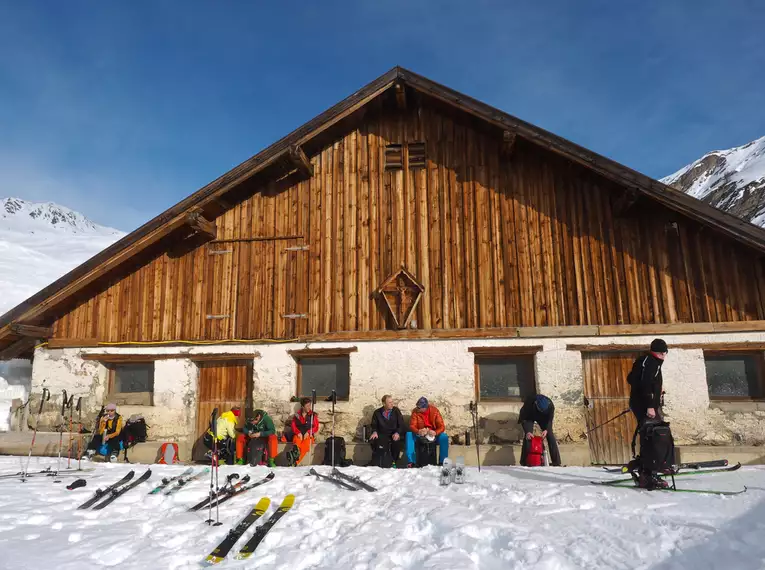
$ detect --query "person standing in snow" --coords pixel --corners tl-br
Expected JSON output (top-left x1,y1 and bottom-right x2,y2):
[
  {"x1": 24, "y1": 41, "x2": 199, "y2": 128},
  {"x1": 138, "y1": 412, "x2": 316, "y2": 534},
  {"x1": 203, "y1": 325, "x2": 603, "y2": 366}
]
[
  {"x1": 242, "y1": 409, "x2": 278, "y2": 467},
  {"x1": 369, "y1": 394, "x2": 405, "y2": 467},
  {"x1": 86, "y1": 402, "x2": 123, "y2": 462},
  {"x1": 204, "y1": 405, "x2": 240, "y2": 465},
  {"x1": 290, "y1": 397, "x2": 319, "y2": 465},
  {"x1": 405, "y1": 397, "x2": 448, "y2": 466},
  {"x1": 518, "y1": 394, "x2": 561, "y2": 466}
]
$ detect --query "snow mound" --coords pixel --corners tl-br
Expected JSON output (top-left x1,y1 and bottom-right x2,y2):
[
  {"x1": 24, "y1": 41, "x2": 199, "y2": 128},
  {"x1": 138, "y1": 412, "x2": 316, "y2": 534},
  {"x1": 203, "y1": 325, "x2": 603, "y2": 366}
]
[{"x1": 0, "y1": 458, "x2": 761, "y2": 569}]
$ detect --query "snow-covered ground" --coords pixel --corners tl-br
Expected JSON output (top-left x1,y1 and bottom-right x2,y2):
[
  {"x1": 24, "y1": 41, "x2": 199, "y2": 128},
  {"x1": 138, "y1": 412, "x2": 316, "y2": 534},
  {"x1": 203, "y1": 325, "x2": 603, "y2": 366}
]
[
  {"x1": 0, "y1": 197, "x2": 124, "y2": 315},
  {"x1": 0, "y1": 456, "x2": 762, "y2": 570}
]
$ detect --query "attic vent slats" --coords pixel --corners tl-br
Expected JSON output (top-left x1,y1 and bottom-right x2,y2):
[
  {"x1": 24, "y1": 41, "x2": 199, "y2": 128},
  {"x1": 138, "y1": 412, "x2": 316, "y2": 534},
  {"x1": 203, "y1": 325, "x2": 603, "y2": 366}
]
[
  {"x1": 409, "y1": 142, "x2": 426, "y2": 169},
  {"x1": 385, "y1": 144, "x2": 403, "y2": 171}
]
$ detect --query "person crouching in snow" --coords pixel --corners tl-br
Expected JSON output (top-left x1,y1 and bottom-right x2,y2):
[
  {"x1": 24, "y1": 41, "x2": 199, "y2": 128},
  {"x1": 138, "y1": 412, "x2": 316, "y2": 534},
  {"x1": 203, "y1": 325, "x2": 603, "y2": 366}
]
[
  {"x1": 518, "y1": 394, "x2": 561, "y2": 466},
  {"x1": 405, "y1": 397, "x2": 448, "y2": 466},
  {"x1": 369, "y1": 394, "x2": 405, "y2": 467},
  {"x1": 86, "y1": 403, "x2": 123, "y2": 462},
  {"x1": 290, "y1": 397, "x2": 319, "y2": 465},
  {"x1": 204, "y1": 405, "x2": 240, "y2": 465},
  {"x1": 242, "y1": 409, "x2": 278, "y2": 467}
]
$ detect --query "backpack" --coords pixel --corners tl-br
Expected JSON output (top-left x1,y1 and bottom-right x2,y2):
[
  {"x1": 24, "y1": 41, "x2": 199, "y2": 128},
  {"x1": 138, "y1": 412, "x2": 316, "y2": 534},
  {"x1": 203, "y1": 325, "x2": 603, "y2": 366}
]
[
  {"x1": 627, "y1": 357, "x2": 647, "y2": 386},
  {"x1": 323, "y1": 436, "x2": 352, "y2": 467},
  {"x1": 122, "y1": 416, "x2": 148, "y2": 449},
  {"x1": 524, "y1": 436, "x2": 544, "y2": 467},
  {"x1": 415, "y1": 437, "x2": 438, "y2": 467},
  {"x1": 247, "y1": 438, "x2": 268, "y2": 466},
  {"x1": 638, "y1": 421, "x2": 675, "y2": 474},
  {"x1": 370, "y1": 440, "x2": 393, "y2": 468}
]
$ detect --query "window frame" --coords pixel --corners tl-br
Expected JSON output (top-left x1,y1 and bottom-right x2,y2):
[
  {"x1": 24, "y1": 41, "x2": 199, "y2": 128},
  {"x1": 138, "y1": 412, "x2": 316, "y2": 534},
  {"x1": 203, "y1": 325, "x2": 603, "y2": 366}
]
[
  {"x1": 703, "y1": 350, "x2": 765, "y2": 402},
  {"x1": 469, "y1": 346, "x2": 541, "y2": 403},
  {"x1": 289, "y1": 347, "x2": 356, "y2": 402},
  {"x1": 106, "y1": 362, "x2": 155, "y2": 406}
]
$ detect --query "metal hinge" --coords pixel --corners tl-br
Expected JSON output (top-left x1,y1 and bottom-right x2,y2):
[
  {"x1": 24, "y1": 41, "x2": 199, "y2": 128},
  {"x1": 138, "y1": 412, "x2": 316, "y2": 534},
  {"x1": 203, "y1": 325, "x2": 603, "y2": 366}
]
[
  {"x1": 206, "y1": 314, "x2": 230, "y2": 320},
  {"x1": 208, "y1": 249, "x2": 233, "y2": 255},
  {"x1": 283, "y1": 245, "x2": 309, "y2": 252},
  {"x1": 282, "y1": 314, "x2": 308, "y2": 319}
]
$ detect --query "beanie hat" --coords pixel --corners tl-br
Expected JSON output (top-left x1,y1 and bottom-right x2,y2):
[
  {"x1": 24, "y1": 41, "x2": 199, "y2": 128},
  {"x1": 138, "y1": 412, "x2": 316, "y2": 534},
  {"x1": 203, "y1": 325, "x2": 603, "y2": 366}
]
[
  {"x1": 534, "y1": 395, "x2": 550, "y2": 413},
  {"x1": 650, "y1": 338, "x2": 668, "y2": 353},
  {"x1": 416, "y1": 397, "x2": 429, "y2": 409},
  {"x1": 105, "y1": 403, "x2": 117, "y2": 411}
]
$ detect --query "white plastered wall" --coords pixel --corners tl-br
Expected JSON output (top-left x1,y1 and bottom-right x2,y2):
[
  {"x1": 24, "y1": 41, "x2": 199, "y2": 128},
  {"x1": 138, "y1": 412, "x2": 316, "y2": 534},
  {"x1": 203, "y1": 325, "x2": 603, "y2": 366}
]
[{"x1": 27, "y1": 331, "x2": 765, "y2": 446}]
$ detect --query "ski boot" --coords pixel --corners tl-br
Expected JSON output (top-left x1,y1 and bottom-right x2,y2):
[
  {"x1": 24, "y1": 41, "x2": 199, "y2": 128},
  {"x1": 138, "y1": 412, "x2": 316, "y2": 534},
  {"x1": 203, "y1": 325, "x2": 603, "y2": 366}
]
[{"x1": 267, "y1": 458, "x2": 277, "y2": 468}]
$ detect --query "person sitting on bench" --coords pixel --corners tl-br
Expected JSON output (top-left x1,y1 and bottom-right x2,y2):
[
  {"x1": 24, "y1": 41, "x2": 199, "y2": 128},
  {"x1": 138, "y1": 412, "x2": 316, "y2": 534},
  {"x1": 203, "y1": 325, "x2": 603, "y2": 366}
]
[
  {"x1": 369, "y1": 394, "x2": 405, "y2": 468},
  {"x1": 405, "y1": 397, "x2": 448, "y2": 467}
]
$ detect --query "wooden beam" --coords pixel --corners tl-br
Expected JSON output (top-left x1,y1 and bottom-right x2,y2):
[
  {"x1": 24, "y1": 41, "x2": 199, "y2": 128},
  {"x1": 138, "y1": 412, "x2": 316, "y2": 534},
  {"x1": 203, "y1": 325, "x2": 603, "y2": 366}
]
[
  {"x1": 468, "y1": 345, "x2": 543, "y2": 356},
  {"x1": 395, "y1": 83, "x2": 407, "y2": 110},
  {"x1": 568, "y1": 341, "x2": 765, "y2": 353},
  {"x1": 0, "y1": 336, "x2": 38, "y2": 360},
  {"x1": 185, "y1": 210, "x2": 217, "y2": 241},
  {"x1": 502, "y1": 130, "x2": 517, "y2": 157},
  {"x1": 80, "y1": 352, "x2": 260, "y2": 362},
  {"x1": 287, "y1": 145, "x2": 314, "y2": 178},
  {"x1": 288, "y1": 347, "x2": 358, "y2": 359},
  {"x1": 9, "y1": 323, "x2": 53, "y2": 338}
]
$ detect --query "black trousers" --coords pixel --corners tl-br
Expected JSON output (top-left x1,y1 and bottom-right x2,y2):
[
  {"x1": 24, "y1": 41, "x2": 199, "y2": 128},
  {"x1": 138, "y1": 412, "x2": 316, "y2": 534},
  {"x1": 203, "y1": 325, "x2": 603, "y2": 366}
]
[
  {"x1": 88, "y1": 434, "x2": 121, "y2": 456},
  {"x1": 520, "y1": 421, "x2": 561, "y2": 466},
  {"x1": 370, "y1": 433, "x2": 402, "y2": 467},
  {"x1": 204, "y1": 434, "x2": 236, "y2": 465}
]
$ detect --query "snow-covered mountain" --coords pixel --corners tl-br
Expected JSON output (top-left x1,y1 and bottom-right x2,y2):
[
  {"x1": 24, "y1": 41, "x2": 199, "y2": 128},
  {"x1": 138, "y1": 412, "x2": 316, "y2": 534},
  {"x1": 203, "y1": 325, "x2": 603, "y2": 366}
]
[
  {"x1": 0, "y1": 197, "x2": 124, "y2": 315},
  {"x1": 661, "y1": 135, "x2": 765, "y2": 228}
]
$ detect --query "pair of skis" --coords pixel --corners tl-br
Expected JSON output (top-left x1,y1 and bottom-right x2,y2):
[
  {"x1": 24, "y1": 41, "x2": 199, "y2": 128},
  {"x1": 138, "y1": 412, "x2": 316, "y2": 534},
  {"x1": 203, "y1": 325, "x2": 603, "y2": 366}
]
[
  {"x1": 147, "y1": 467, "x2": 195, "y2": 495},
  {"x1": 601, "y1": 458, "x2": 729, "y2": 473},
  {"x1": 592, "y1": 462, "x2": 746, "y2": 495},
  {"x1": 0, "y1": 466, "x2": 94, "y2": 481},
  {"x1": 77, "y1": 469, "x2": 152, "y2": 510},
  {"x1": 440, "y1": 457, "x2": 466, "y2": 486},
  {"x1": 308, "y1": 467, "x2": 377, "y2": 491},
  {"x1": 189, "y1": 472, "x2": 275, "y2": 512},
  {"x1": 204, "y1": 495, "x2": 295, "y2": 565}
]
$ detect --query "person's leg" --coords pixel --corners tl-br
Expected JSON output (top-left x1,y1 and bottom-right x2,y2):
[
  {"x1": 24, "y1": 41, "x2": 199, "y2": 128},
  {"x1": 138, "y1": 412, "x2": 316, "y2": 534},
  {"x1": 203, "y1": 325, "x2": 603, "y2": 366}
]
[
  {"x1": 88, "y1": 434, "x2": 103, "y2": 452},
  {"x1": 405, "y1": 432, "x2": 416, "y2": 465},
  {"x1": 520, "y1": 421, "x2": 534, "y2": 466},
  {"x1": 295, "y1": 436, "x2": 311, "y2": 464},
  {"x1": 544, "y1": 430, "x2": 561, "y2": 466},
  {"x1": 267, "y1": 434, "x2": 278, "y2": 465},
  {"x1": 107, "y1": 437, "x2": 121, "y2": 457},
  {"x1": 236, "y1": 434, "x2": 247, "y2": 464},
  {"x1": 390, "y1": 437, "x2": 402, "y2": 465},
  {"x1": 436, "y1": 433, "x2": 449, "y2": 464}
]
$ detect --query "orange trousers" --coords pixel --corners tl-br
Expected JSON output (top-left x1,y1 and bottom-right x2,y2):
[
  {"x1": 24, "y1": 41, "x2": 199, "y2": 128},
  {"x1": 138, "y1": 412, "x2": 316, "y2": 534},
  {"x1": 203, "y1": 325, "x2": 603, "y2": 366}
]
[
  {"x1": 236, "y1": 434, "x2": 278, "y2": 463},
  {"x1": 292, "y1": 435, "x2": 315, "y2": 464}
]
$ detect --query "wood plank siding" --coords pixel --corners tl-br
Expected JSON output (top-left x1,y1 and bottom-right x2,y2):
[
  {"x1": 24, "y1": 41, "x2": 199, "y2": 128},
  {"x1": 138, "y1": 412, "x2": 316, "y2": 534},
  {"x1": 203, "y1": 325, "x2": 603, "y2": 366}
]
[{"x1": 50, "y1": 103, "x2": 765, "y2": 343}]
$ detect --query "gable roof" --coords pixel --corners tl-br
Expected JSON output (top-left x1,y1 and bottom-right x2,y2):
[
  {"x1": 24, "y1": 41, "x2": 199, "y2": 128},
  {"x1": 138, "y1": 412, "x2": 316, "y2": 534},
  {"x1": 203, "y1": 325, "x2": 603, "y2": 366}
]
[{"x1": 2, "y1": 66, "x2": 765, "y2": 358}]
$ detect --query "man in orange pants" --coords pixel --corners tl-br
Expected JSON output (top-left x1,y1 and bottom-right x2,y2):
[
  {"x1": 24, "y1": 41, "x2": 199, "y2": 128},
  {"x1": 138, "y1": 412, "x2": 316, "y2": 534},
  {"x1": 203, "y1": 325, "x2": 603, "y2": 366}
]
[
  {"x1": 290, "y1": 397, "x2": 319, "y2": 465},
  {"x1": 238, "y1": 409, "x2": 278, "y2": 467}
]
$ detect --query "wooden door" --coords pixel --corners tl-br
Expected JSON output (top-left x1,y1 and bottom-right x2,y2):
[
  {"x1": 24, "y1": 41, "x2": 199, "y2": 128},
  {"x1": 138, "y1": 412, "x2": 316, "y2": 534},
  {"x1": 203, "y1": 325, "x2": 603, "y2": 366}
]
[
  {"x1": 193, "y1": 360, "x2": 253, "y2": 461},
  {"x1": 582, "y1": 352, "x2": 640, "y2": 465},
  {"x1": 205, "y1": 244, "x2": 236, "y2": 340}
]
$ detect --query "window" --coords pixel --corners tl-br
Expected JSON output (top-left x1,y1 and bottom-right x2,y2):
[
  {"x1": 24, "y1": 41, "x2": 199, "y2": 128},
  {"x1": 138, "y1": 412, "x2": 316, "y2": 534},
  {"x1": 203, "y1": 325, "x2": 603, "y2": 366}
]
[
  {"x1": 108, "y1": 363, "x2": 154, "y2": 406},
  {"x1": 384, "y1": 144, "x2": 403, "y2": 170},
  {"x1": 704, "y1": 352, "x2": 765, "y2": 400},
  {"x1": 408, "y1": 142, "x2": 426, "y2": 169},
  {"x1": 290, "y1": 348, "x2": 356, "y2": 401},
  {"x1": 470, "y1": 347, "x2": 540, "y2": 402}
]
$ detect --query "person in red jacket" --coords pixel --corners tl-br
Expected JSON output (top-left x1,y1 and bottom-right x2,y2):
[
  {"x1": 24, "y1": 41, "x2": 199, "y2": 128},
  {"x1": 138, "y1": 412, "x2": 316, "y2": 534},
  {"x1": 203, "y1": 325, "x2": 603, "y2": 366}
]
[
  {"x1": 405, "y1": 396, "x2": 448, "y2": 466},
  {"x1": 290, "y1": 397, "x2": 319, "y2": 465}
]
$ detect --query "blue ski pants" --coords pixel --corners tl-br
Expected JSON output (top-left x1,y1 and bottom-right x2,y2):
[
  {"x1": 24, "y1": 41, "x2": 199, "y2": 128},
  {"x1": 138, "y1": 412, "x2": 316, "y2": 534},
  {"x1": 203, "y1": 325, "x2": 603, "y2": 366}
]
[{"x1": 405, "y1": 432, "x2": 449, "y2": 465}]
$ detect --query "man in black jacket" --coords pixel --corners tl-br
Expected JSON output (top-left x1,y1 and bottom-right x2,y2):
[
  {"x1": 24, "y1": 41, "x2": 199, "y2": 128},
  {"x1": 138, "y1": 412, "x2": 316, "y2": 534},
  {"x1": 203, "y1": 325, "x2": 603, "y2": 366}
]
[
  {"x1": 629, "y1": 338, "x2": 667, "y2": 424},
  {"x1": 369, "y1": 394, "x2": 405, "y2": 467},
  {"x1": 518, "y1": 394, "x2": 562, "y2": 466}
]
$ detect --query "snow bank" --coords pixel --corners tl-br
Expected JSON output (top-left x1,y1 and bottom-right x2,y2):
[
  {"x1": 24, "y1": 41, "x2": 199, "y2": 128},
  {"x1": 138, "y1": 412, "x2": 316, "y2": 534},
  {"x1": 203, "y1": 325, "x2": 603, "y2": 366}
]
[{"x1": 0, "y1": 456, "x2": 762, "y2": 569}]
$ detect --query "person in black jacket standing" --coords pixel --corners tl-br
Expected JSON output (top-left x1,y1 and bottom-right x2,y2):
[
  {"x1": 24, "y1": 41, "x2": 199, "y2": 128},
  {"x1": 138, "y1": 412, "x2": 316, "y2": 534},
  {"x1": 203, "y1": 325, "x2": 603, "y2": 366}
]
[
  {"x1": 518, "y1": 394, "x2": 562, "y2": 466},
  {"x1": 369, "y1": 394, "x2": 405, "y2": 467},
  {"x1": 628, "y1": 338, "x2": 667, "y2": 424}
]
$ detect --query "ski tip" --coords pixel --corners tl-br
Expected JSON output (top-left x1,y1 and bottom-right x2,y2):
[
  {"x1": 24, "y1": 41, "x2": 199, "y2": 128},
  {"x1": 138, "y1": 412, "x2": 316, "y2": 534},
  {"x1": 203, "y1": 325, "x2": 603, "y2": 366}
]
[
  {"x1": 280, "y1": 494, "x2": 295, "y2": 510},
  {"x1": 234, "y1": 552, "x2": 252, "y2": 561},
  {"x1": 204, "y1": 554, "x2": 224, "y2": 565},
  {"x1": 254, "y1": 497, "x2": 271, "y2": 514}
]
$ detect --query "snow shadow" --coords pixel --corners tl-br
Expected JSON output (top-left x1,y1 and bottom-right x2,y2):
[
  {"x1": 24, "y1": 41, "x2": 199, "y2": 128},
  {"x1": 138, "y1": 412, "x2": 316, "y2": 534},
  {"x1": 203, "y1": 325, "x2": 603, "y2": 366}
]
[
  {"x1": 650, "y1": 496, "x2": 765, "y2": 570},
  {"x1": 503, "y1": 466, "x2": 599, "y2": 487}
]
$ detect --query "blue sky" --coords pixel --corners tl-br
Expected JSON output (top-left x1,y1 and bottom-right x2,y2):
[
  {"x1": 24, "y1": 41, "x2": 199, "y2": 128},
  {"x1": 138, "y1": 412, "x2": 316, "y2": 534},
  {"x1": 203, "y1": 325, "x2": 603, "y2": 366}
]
[{"x1": 1, "y1": 1, "x2": 763, "y2": 232}]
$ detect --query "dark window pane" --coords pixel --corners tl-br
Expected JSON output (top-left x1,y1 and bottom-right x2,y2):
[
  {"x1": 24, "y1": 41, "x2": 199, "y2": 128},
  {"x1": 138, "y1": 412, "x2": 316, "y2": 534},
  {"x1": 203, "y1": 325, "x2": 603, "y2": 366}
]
[
  {"x1": 114, "y1": 364, "x2": 154, "y2": 393},
  {"x1": 705, "y1": 355, "x2": 762, "y2": 398},
  {"x1": 477, "y1": 356, "x2": 535, "y2": 400},
  {"x1": 300, "y1": 357, "x2": 349, "y2": 399}
]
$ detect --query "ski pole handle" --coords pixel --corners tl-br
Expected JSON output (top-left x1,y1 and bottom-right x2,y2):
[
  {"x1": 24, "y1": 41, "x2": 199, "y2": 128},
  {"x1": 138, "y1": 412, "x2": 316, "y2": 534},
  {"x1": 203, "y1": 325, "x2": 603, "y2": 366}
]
[
  {"x1": 37, "y1": 388, "x2": 50, "y2": 415},
  {"x1": 75, "y1": 397, "x2": 82, "y2": 412}
]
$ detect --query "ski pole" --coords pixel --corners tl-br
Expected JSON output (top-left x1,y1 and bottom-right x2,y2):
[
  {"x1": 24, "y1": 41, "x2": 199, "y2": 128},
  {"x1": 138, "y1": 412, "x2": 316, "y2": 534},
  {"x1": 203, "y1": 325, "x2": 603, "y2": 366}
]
[
  {"x1": 55, "y1": 390, "x2": 68, "y2": 480},
  {"x1": 308, "y1": 389, "x2": 316, "y2": 465},
  {"x1": 585, "y1": 408, "x2": 631, "y2": 435},
  {"x1": 23, "y1": 387, "x2": 50, "y2": 481},
  {"x1": 66, "y1": 394, "x2": 75, "y2": 469},
  {"x1": 469, "y1": 401, "x2": 481, "y2": 472},
  {"x1": 207, "y1": 408, "x2": 222, "y2": 526},
  {"x1": 327, "y1": 390, "x2": 337, "y2": 468},
  {"x1": 75, "y1": 398, "x2": 83, "y2": 471}
]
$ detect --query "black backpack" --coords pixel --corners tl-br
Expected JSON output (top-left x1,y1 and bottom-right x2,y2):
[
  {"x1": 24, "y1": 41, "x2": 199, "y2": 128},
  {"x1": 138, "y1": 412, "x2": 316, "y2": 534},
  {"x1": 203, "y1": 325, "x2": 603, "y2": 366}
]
[
  {"x1": 627, "y1": 356, "x2": 646, "y2": 386},
  {"x1": 323, "y1": 436, "x2": 352, "y2": 467},
  {"x1": 370, "y1": 440, "x2": 393, "y2": 468},
  {"x1": 638, "y1": 421, "x2": 675, "y2": 473},
  {"x1": 122, "y1": 416, "x2": 148, "y2": 448},
  {"x1": 415, "y1": 438, "x2": 438, "y2": 467}
]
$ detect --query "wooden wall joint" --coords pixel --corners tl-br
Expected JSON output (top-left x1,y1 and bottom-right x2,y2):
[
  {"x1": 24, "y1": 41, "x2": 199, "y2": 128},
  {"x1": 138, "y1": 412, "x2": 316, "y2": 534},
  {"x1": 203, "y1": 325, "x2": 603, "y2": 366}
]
[
  {"x1": 501, "y1": 130, "x2": 517, "y2": 157},
  {"x1": 185, "y1": 209, "x2": 217, "y2": 241},
  {"x1": 9, "y1": 323, "x2": 53, "y2": 338},
  {"x1": 288, "y1": 145, "x2": 314, "y2": 178},
  {"x1": 395, "y1": 83, "x2": 407, "y2": 110}
]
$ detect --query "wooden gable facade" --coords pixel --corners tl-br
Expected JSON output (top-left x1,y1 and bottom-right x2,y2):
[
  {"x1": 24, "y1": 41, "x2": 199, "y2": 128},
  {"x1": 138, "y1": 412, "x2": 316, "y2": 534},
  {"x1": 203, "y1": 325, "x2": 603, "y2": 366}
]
[{"x1": 3, "y1": 67, "x2": 765, "y2": 356}]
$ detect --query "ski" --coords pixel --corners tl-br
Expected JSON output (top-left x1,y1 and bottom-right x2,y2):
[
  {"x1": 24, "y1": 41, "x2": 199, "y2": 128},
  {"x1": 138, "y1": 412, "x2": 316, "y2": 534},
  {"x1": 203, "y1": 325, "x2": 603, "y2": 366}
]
[
  {"x1": 77, "y1": 470, "x2": 135, "y2": 509},
  {"x1": 308, "y1": 468, "x2": 358, "y2": 491},
  {"x1": 591, "y1": 480, "x2": 747, "y2": 496},
  {"x1": 440, "y1": 458, "x2": 453, "y2": 486},
  {"x1": 92, "y1": 469, "x2": 152, "y2": 510},
  {"x1": 148, "y1": 467, "x2": 194, "y2": 495},
  {"x1": 0, "y1": 467, "x2": 94, "y2": 481},
  {"x1": 235, "y1": 495, "x2": 295, "y2": 560},
  {"x1": 210, "y1": 472, "x2": 275, "y2": 507},
  {"x1": 600, "y1": 463, "x2": 742, "y2": 486},
  {"x1": 189, "y1": 474, "x2": 249, "y2": 512},
  {"x1": 602, "y1": 459, "x2": 729, "y2": 473},
  {"x1": 203, "y1": 497, "x2": 271, "y2": 565},
  {"x1": 454, "y1": 456, "x2": 465, "y2": 484},
  {"x1": 331, "y1": 468, "x2": 377, "y2": 492},
  {"x1": 165, "y1": 468, "x2": 210, "y2": 496}
]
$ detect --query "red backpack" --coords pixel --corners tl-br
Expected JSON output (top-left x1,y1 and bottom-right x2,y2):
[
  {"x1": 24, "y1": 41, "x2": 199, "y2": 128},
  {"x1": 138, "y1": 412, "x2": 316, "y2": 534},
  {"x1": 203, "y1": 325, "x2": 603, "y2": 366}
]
[{"x1": 525, "y1": 436, "x2": 544, "y2": 467}]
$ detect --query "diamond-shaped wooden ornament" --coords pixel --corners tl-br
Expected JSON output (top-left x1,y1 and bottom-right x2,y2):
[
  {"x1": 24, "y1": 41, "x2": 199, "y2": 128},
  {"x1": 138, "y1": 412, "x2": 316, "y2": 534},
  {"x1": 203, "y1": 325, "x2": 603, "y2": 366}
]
[{"x1": 376, "y1": 267, "x2": 425, "y2": 329}]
